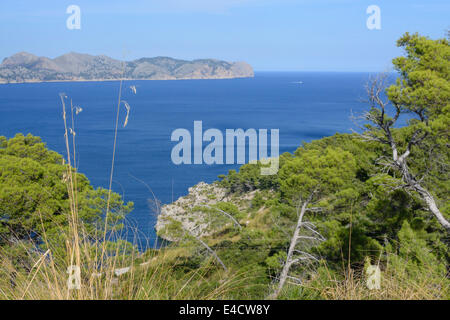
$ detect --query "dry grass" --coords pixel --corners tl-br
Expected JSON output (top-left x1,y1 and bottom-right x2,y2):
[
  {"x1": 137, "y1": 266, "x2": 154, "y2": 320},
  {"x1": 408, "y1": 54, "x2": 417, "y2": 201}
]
[
  {"x1": 0, "y1": 240, "x2": 249, "y2": 300},
  {"x1": 305, "y1": 259, "x2": 449, "y2": 300}
]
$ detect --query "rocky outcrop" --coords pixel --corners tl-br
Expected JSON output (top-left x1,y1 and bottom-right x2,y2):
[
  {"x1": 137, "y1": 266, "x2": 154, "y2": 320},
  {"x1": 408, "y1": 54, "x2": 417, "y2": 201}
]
[
  {"x1": 0, "y1": 52, "x2": 254, "y2": 83},
  {"x1": 155, "y1": 181, "x2": 262, "y2": 242},
  {"x1": 155, "y1": 182, "x2": 229, "y2": 241}
]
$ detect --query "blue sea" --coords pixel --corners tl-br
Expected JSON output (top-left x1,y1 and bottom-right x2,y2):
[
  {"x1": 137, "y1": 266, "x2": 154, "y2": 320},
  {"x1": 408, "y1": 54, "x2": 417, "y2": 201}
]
[{"x1": 0, "y1": 72, "x2": 375, "y2": 249}]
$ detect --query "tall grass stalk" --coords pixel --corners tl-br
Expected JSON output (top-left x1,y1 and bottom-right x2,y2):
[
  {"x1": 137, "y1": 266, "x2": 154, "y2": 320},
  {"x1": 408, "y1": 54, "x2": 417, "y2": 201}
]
[{"x1": 100, "y1": 60, "x2": 126, "y2": 284}]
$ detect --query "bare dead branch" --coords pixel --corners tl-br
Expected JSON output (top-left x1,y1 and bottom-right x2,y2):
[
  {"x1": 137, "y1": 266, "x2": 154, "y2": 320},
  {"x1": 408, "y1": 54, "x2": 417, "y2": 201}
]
[{"x1": 199, "y1": 204, "x2": 242, "y2": 229}]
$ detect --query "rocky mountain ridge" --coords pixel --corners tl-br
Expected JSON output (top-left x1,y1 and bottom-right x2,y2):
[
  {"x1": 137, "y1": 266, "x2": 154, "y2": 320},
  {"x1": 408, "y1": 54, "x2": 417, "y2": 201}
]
[{"x1": 0, "y1": 52, "x2": 254, "y2": 83}]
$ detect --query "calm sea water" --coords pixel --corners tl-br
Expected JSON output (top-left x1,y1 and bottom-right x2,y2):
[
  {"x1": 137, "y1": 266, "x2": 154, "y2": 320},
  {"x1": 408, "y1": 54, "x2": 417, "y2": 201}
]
[{"x1": 0, "y1": 72, "x2": 375, "y2": 248}]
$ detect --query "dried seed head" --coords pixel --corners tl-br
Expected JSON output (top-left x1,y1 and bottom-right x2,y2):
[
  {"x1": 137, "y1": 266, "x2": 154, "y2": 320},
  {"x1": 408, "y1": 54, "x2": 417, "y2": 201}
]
[
  {"x1": 121, "y1": 100, "x2": 131, "y2": 128},
  {"x1": 75, "y1": 106, "x2": 83, "y2": 115}
]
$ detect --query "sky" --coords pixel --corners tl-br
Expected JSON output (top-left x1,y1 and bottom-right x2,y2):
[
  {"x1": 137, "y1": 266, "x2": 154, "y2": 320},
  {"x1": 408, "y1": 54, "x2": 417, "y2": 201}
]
[{"x1": 0, "y1": 0, "x2": 448, "y2": 71}]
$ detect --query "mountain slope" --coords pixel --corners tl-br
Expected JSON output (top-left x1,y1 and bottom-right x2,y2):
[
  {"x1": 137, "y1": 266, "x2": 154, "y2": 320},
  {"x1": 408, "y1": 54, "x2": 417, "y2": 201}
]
[{"x1": 0, "y1": 52, "x2": 254, "y2": 83}]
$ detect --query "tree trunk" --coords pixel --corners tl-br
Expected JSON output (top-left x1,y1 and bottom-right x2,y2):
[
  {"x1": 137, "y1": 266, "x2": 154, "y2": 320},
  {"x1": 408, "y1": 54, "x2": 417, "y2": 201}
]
[
  {"x1": 394, "y1": 152, "x2": 450, "y2": 232},
  {"x1": 415, "y1": 185, "x2": 450, "y2": 231},
  {"x1": 270, "y1": 200, "x2": 309, "y2": 299}
]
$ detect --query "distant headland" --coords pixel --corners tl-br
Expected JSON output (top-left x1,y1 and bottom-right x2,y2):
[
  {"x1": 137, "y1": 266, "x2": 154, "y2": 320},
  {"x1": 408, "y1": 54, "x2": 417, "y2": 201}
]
[{"x1": 0, "y1": 52, "x2": 254, "y2": 84}]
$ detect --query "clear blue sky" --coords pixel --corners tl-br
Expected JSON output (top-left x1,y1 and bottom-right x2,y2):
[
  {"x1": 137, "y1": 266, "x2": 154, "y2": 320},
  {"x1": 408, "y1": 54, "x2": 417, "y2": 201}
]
[{"x1": 0, "y1": 0, "x2": 448, "y2": 71}]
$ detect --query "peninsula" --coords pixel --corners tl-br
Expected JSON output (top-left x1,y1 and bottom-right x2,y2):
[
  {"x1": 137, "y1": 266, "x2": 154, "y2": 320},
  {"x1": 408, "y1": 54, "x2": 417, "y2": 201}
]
[{"x1": 0, "y1": 52, "x2": 254, "y2": 83}]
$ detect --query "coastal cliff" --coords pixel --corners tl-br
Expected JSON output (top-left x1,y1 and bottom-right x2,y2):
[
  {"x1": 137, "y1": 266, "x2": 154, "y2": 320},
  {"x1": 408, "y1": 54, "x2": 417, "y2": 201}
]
[
  {"x1": 155, "y1": 182, "x2": 259, "y2": 241},
  {"x1": 0, "y1": 52, "x2": 254, "y2": 83}
]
